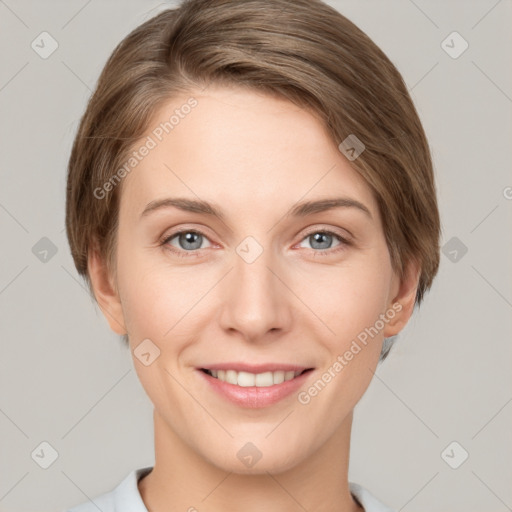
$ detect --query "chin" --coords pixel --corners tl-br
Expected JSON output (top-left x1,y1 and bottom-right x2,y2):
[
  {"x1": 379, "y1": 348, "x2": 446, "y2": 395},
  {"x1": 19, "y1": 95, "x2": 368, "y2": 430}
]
[{"x1": 202, "y1": 437, "x2": 305, "y2": 476}]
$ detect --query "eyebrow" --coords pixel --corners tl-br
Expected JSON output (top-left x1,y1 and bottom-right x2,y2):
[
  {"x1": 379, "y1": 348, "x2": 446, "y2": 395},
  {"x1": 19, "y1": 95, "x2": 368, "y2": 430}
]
[{"x1": 140, "y1": 196, "x2": 372, "y2": 221}]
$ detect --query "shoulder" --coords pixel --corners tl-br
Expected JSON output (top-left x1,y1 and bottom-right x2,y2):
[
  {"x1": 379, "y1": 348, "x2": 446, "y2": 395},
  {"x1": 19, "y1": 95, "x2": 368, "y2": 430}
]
[
  {"x1": 349, "y1": 482, "x2": 397, "y2": 512},
  {"x1": 63, "y1": 466, "x2": 154, "y2": 512}
]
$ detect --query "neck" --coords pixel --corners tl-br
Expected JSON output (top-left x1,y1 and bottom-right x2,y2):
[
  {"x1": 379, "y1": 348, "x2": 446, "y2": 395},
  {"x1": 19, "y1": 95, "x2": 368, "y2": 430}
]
[{"x1": 138, "y1": 409, "x2": 363, "y2": 512}]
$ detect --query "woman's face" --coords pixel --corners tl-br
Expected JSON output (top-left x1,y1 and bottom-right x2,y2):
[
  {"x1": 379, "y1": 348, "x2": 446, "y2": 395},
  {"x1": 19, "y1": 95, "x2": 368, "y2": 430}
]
[{"x1": 99, "y1": 85, "x2": 416, "y2": 473}]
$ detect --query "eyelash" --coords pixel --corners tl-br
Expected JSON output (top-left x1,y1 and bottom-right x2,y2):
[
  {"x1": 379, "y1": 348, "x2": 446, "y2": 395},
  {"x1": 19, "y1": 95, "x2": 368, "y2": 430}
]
[{"x1": 159, "y1": 228, "x2": 352, "y2": 259}]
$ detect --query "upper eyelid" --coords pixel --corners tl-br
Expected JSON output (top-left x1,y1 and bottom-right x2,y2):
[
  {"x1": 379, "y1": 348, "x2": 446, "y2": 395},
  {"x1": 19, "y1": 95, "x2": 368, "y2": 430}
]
[
  {"x1": 162, "y1": 229, "x2": 213, "y2": 245},
  {"x1": 301, "y1": 226, "x2": 351, "y2": 239}
]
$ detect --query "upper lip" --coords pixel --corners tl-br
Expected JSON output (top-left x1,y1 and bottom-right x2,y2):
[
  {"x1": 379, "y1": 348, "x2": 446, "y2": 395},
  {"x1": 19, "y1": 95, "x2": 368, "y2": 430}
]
[{"x1": 198, "y1": 363, "x2": 313, "y2": 373}]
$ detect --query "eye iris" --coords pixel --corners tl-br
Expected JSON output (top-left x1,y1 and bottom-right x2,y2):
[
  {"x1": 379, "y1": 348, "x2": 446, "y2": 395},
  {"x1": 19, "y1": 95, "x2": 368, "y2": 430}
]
[
  {"x1": 310, "y1": 232, "x2": 332, "y2": 250},
  {"x1": 180, "y1": 232, "x2": 202, "y2": 250}
]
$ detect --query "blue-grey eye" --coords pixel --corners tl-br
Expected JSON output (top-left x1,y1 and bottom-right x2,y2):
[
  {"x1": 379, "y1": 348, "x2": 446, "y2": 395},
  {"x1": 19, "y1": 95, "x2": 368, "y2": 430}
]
[
  {"x1": 300, "y1": 231, "x2": 342, "y2": 250},
  {"x1": 168, "y1": 231, "x2": 211, "y2": 251}
]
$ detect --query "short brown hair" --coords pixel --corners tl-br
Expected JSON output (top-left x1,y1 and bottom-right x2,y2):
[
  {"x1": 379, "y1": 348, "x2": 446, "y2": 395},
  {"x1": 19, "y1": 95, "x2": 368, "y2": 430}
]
[{"x1": 65, "y1": 0, "x2": 441, "y2": 360}]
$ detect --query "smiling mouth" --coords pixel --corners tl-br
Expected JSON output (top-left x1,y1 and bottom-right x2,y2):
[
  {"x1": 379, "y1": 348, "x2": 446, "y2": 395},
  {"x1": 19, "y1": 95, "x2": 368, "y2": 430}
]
[{"x1": 200, "y1": 368, "x2": 313, "y2": 387}]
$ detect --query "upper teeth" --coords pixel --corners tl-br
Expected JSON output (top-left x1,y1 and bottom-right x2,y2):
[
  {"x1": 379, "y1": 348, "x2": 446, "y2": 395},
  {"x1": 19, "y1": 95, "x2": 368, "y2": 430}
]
[{"x1": 208, "y1": 369, "x2": 302, "y2": 387}]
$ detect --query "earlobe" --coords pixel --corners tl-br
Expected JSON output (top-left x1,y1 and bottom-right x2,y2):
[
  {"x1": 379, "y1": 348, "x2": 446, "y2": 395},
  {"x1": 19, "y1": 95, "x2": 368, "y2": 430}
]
[
  {"x1": 383, "y1": 258, "x2": 421, "y2": 338},
  {"x1": 87, "y1": 242, "x2": 127, "y2": 335}
]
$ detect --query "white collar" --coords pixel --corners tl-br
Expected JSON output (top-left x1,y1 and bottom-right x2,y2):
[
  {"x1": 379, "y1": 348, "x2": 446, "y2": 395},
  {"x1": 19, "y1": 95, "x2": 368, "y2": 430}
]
[{"x1": 98, "y1": 466, "x2": 396, "y2": 512}]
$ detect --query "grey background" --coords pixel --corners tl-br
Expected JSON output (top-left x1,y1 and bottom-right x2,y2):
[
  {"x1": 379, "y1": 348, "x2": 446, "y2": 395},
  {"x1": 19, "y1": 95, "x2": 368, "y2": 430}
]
[{"x1": 0, "y1": 1, "x2": 511, "y2": 511}]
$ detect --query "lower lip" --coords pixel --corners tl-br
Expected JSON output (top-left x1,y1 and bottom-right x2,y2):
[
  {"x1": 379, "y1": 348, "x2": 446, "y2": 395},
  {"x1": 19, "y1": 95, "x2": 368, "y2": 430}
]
[{"x1": 197, "y1": 369, "x2": 314, "y2": 409}]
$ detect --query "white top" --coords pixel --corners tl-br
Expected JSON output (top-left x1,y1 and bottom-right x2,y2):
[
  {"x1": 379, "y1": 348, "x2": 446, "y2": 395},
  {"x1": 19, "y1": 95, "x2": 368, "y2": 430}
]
[{"x1": 65, "y1": 466, "x2": 396, "y2": 512}]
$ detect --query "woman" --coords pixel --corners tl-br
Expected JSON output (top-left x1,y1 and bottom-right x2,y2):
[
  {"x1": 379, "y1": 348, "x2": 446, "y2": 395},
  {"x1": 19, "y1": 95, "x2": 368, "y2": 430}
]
[{"x1": 64, "y1": 0, "x2": 441, "y2": 510}]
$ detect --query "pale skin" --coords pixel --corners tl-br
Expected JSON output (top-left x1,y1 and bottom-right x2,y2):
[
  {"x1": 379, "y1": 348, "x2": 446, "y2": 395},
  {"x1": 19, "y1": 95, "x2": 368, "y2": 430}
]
[{"x1": 88, "y1": 84, "x2": 420, "y2": 512}]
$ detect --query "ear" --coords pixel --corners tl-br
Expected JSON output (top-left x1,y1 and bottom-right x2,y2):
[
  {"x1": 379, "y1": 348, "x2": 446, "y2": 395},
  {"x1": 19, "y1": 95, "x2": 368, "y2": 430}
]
[
  {"x1": 87, "y1": 241, "x2": 127, "y2": 335},
  {"x1": 383, "y1": 257, "x2": 421, "y2": 338}
]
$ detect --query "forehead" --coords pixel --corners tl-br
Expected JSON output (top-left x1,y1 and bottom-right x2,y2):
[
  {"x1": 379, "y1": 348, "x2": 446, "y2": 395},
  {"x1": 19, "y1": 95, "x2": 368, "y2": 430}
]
[{"x1": 119, "y1": 85, "x2": 378, "y2": 221}]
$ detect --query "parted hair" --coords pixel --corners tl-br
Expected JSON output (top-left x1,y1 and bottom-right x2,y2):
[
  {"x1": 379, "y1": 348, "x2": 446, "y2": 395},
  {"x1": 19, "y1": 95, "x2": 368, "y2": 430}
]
[{"x1": 65, "y1": 0, "x2": 441, "y2": 361}]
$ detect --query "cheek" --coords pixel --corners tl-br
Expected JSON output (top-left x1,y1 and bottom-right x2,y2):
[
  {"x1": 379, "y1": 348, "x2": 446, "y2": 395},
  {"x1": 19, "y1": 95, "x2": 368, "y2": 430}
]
[
  {"x1": 296, "y1": 264, "x2": 392, "y2": 419},
  {"x1": 117, "y1": 261, "x2": 196, "y2": 401},
  {"x1": 117, "y1": 250, "x2": 215, "y2": 371},
  {"x1": 115, "y1": 240, "x2": 181, "y2": 340},
  {"x1": 120, "y1": 267, "x2": 186, "y2": 341},
  {"x1": 300, "y1": 255, "x2": 393, "y2": 349}
]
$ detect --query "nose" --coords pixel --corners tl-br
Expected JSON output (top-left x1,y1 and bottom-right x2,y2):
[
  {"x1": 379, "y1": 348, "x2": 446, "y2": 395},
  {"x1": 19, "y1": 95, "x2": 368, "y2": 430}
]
[{"x1": 218, "y1": 241, "x2": 293, "y2": 343}]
